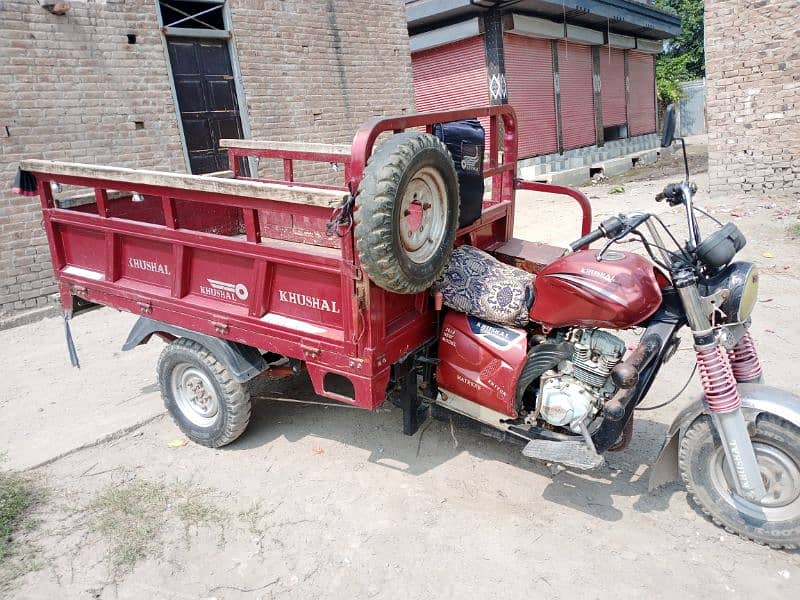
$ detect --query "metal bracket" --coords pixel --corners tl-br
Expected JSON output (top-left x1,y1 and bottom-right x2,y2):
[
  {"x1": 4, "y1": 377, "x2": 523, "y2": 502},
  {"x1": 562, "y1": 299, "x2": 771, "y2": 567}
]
[
  {"x1": 701, "y1": 288, "x2": 730, "y2": 319},
  {"x1": 211, "y1": 320, "x2": 229, "y2": 335},
  {"x1": 300, "y1": 342, "x2": 321, "y2": 360}
]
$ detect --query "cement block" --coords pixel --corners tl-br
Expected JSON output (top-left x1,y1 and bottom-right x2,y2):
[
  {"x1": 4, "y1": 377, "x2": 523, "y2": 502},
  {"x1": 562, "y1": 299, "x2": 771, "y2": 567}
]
[
  {"x1": 591, "y1": 156, "x2": 633, "y2": 178},
  {"x1": 547, "y1": 166, "x2": 592, "y2": 186},
  {"x1": 631, "y1": 149, "x2": 659, "y2": 166},
  {"x1": 518, "y1": 163, "x2": 549, "y2": 179},
  {"x1": 567, "y1": 156, "x2": 588, "y2": 169}
]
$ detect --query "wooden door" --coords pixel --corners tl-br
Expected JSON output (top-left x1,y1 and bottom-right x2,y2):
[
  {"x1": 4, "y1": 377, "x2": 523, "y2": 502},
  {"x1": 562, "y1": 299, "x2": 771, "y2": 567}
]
[{"x1": 167, "y1": 38, "x2": 244, "y2": 174}]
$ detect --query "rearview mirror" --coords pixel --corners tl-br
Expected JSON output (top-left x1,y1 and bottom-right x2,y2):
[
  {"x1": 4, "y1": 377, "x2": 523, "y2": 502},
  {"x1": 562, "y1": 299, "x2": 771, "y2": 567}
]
[{"x1": 661, "y1": 104, "x2": 676, "y2": 148}]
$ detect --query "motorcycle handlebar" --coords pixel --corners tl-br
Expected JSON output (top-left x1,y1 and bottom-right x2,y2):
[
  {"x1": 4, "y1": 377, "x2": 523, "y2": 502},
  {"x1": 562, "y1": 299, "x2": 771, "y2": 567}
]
[
  {"x1": 656, "y1": 182, "x2": 696, "y2": 205},
  {"x1": 656, "y1": 183, "x2": 682, "y2": 203},
  {"x1": 569, "y1": 228, "x2": 605, "y2": 251},
  {"x1": 569, "y1": 216, "x2": 625, "y2": 251}
]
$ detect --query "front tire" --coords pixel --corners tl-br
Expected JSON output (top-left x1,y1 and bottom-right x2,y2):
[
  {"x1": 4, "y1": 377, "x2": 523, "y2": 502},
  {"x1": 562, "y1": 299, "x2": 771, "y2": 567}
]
[
  {"x1": 157, "y1": 338, "x2": 252, "y2": 448},
  {"x1": 679, "y1": 413, "x2": 800, "y2": 548}
]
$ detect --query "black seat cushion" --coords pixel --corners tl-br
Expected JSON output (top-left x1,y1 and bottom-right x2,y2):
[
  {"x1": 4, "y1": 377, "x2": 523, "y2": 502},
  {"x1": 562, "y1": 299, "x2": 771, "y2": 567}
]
[{"x1": 433, "y1": 245, "x2": 533, "y2": 327}]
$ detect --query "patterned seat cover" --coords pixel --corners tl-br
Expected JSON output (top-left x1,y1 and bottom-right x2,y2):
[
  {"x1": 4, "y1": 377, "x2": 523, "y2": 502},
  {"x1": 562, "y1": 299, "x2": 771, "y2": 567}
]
[{"x1": 433, "y1": 245, "x2": 533, "y2": 327}]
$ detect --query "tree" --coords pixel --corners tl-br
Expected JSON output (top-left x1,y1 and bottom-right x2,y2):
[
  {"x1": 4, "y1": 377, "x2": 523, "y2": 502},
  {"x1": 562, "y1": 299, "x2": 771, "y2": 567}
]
[{"x1": 655, "y1": 0, "x2": 704, "y2": 105}]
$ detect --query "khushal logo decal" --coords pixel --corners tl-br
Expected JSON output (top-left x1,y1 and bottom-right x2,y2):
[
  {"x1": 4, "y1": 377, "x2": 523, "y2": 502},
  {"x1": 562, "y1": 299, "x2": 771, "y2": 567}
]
[
  {"x1": 278, "y1": 290, "x2": 340, "y2": 313},
  {"x1": 128, "y1": 257, "x2": 170, "y2": 275},
  {"x1": 200, "y1": 279, "x2": 249, "y2": 301}
]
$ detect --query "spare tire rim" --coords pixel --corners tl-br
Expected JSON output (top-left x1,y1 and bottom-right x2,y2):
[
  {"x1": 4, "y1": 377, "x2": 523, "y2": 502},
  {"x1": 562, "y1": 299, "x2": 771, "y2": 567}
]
[
  {"x1": 710, "y1": 439, "x2": 800, "y2": 521},
  {"x1": 171, "y1": 363, "x2": 220, "y2": 428},
  {"x1": 399, "y1": 166, "x2": 448, "y2": 264}
]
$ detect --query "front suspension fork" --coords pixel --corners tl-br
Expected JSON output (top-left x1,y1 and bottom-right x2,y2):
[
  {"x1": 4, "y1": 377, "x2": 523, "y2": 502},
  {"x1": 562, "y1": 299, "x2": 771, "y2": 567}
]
[{"x1": 675, "y1": 273, "x2": 767, "y2": 502}]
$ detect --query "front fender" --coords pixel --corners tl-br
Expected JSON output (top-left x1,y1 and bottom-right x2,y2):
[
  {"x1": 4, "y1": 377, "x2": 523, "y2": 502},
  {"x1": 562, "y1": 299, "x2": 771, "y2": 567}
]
[{"x1": 647, "y1": 383, "x2": 800, "y2": 491}]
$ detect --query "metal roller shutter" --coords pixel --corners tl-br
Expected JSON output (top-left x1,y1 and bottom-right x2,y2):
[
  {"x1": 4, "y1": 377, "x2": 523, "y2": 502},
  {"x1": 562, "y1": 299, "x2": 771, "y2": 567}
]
[
  {"x1": 557, "y1": 41, "x2": 596, "y2": 150},
  {"x1": 599, "y1": 47, "x2": 627, "y2": 127},
  {"x1": 412, "y1": 36, "x2": 488, "y2": 113},
  {"x1": 628, "y1": 51, "x2": 656, "y2": 136},
  {"x1": 504, "y1": 33, "x2": 558, "y2": 158}
]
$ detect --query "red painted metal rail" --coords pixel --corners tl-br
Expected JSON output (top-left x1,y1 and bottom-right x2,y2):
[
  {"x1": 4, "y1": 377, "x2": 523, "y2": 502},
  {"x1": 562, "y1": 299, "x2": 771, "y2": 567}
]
[{"x1": 513, "y1": 179, "x2": 593, "y2": 237}]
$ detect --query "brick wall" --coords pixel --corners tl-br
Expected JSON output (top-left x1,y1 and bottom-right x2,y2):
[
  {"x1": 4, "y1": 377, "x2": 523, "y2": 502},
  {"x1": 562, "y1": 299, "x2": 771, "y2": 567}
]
[
  {"x1": 705, "y1": 0, "x2": 800, "y2": 197},
  {"x1": 0, "y1": 0, "x2": 413, "y2": 318},
  {"x1": 0, "y1": 0, "x2": 184, "y2": 316}
]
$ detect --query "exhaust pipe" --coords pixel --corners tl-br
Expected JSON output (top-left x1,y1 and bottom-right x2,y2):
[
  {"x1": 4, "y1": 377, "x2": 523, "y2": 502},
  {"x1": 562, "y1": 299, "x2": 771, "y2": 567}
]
[{"x1": 603, "y1": 333, "x2": 662, "y2": 421}]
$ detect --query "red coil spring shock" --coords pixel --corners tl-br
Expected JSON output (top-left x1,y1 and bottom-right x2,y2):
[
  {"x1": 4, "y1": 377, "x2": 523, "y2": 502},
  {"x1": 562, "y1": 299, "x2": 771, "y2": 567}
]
[
  {"x1": 696, "y1": 345, "x2": 741, "y2": 413},
  {"x1": 727, "y1": 332, "x2": 763, "y2": 383}
]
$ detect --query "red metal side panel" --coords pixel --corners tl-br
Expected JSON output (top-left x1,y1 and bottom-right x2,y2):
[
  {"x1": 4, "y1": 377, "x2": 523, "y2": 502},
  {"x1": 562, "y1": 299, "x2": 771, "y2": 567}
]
[
  {"x1": 599, "y1": 47, "x2": 627, "y2": 127},
  {"x1": 557, "y1": 41, "x2": 596, "y2": 150},
  {"x1": 504, "y1": 34, "x2": 558, "y2": 158},
  {"x1": 628, "y1": 51, "x2": 657, "y2": 136}
]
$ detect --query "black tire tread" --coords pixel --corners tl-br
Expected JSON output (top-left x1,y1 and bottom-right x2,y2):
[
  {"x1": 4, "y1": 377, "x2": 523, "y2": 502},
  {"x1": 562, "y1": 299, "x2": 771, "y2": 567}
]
[
  {"x1": 678, "y1": 413, "x2": 800, "y2": 549},
  {"x1": 158, "y1": 338, "x2": 251, "y2": 448},
  {"x1": 354, "y1": 132, "x2": 459, "y2": 294}
]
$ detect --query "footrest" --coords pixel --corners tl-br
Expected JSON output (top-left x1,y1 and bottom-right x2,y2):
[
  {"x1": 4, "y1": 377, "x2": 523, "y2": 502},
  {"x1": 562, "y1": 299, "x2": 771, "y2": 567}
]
[{"x1": 522, "y1": 439, "x2": 605, "y2": 470}]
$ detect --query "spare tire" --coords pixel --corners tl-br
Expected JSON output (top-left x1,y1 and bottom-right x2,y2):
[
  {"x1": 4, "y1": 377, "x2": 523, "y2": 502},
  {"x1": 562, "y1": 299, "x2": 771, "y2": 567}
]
[{"x1": 355, "y1": 132, "x2": 460, "y2": 294}]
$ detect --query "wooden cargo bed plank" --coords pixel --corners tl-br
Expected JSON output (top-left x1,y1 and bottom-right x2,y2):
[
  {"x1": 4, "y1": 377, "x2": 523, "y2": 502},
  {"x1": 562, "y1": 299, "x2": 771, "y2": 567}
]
[
  {"x1": 20, "y1": 160, "x2": 348, "y2": 207},
  {"x1": 219, "y1": 139, "x2": 351, "y2": 156}
]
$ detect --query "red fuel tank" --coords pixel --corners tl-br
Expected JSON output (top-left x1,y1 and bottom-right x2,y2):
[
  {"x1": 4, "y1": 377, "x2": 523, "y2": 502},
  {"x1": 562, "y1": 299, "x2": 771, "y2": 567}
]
[
  {"x1": 530, "y1": 249, "x2": 662, "y2": 329},
  {"x1": 436, "y1": 313, "x2": 528, "y2": 417}
]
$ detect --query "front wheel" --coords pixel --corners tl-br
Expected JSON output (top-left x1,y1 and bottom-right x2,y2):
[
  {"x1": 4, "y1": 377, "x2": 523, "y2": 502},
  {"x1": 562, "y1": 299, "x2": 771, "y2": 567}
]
[{"x1": 679, "y1": 413, "x2": 800, "y2": 548}]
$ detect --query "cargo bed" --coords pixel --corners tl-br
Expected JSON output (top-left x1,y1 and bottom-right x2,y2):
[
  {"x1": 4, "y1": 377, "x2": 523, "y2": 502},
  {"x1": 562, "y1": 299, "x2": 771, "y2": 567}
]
[{"x1": 21, "y1": 106, "x2": 541, "y2": 409}]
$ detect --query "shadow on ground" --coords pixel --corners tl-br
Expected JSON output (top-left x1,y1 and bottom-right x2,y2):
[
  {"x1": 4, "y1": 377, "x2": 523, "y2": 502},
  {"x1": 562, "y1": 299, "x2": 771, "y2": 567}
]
[{"x1": 232, "y1": 373, "x2": 680, "y2": 524}]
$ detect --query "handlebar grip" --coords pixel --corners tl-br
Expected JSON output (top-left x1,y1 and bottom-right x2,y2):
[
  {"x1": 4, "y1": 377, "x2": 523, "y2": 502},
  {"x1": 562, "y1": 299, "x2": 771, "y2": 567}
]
[{"x1": 569, "y1": 228, "x2": 605, "y2": 251}]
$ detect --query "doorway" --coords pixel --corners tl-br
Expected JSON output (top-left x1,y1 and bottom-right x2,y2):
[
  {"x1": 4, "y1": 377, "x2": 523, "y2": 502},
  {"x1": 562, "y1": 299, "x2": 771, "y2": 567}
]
[
  {"x1": 157, "y1": 0, "x2": 250, "y2": 174},
  {"x1": 167, "y1": 37, "x2": 244, "y2": 174}
]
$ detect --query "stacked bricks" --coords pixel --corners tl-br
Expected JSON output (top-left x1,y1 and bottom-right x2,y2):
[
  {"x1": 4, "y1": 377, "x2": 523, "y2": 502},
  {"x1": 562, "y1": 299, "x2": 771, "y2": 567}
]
[
  {"x1": 0, "y1": 0, "x2": 183, "y2": 316},
  {"x1": 705, "y1": 0, "x2": 800, "y2": 198},
  {"x1": 0, "y1": 0, "x2": 414, "y2": 317}
]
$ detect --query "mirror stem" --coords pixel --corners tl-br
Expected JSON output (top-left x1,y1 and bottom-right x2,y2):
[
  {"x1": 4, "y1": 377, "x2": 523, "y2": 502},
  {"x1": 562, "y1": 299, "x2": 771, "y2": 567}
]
[{"x1": 679, "y1": 137, "x2": 690, "y2": 182}]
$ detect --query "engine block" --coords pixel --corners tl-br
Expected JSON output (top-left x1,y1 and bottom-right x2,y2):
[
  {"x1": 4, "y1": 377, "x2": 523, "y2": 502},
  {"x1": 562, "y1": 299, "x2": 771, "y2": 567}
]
[
  {"x1": 536, "y1": 329, "x2": 627, "y2": 433},
  {"x1": 571, "y1": 330, "x2": 626, "y2": 391}
]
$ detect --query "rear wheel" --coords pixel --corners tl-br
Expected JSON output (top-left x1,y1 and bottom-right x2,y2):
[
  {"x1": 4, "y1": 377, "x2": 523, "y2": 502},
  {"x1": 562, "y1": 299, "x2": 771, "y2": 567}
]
[
  {"x1": 678, "y1": 413, "x2": 800, "y2": 548},
  {"x1": 355, "y1": 132, "x2": 459, "y2": 294},
  {"x1": 157, "y1": 338, "x2": 251, "y2": 447}
]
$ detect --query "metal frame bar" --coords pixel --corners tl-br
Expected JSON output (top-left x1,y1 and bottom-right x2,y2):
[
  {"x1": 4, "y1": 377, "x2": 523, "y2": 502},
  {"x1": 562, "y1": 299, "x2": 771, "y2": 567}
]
[
  {"x1": 551, "y1": 39, "x2": 564, "y2": 154},
  {"x1": 162, "y1": 27, "x2": 230, "y2": 39},
  {"x1": 514, "y1": 179, "x2": 593, "y2": 237}
]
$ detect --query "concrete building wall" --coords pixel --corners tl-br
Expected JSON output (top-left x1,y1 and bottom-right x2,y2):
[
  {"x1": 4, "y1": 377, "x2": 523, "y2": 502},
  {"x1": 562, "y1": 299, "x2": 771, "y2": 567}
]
[
  {"x1": 0, "y1": 0, "x2": 413, "y2": 318},
  {"x1": 705, "y1": 0, "x2": 800, "y2": 197},
  {"x1": 678, "y1": 79, "x2": 705, "y2": 136}
]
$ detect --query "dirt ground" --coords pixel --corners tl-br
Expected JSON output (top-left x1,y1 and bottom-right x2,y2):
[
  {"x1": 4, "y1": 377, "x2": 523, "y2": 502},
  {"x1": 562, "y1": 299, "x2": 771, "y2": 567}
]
[{"x1": 2, "y1": 136, "x2": 800, "y2": 599}]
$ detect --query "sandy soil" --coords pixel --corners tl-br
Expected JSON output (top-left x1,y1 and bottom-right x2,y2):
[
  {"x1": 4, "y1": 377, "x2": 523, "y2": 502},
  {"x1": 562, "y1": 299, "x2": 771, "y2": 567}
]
[{"x1": 2, "y1": 138, "x2": 800, "y2": 598}]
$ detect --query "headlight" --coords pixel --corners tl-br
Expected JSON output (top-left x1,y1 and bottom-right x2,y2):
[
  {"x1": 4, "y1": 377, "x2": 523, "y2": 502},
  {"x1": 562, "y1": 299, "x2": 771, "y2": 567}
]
[
  {"x1": 703, "y1": 262, "x2": 759, "y2": 322},
  {"x1": 734, "y1": 264, "x2": 759, "y2": 321}
]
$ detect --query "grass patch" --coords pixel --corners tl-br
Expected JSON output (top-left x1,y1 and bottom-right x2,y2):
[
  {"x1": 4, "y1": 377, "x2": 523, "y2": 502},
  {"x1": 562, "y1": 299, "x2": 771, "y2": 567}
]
[
  {"x1": 788, "y1": 222, "x2": 800, "y2": 238},
  {"x1": 86, "y1": 481, "x2": 169, "y2": 572},
  {"x1": 85, "y1": 480, "x2": 226, "y2": 574},
  {"x1": 0, "y1": 469, "x2": 43, "y2": 592},
  {"x1": 0, "y1": 472, "x2": 36, "y2": 559}
]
